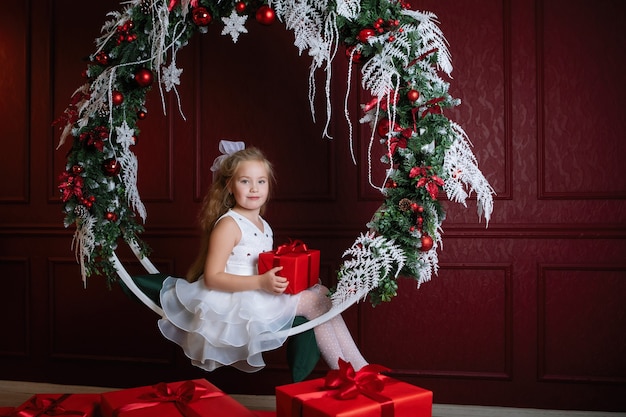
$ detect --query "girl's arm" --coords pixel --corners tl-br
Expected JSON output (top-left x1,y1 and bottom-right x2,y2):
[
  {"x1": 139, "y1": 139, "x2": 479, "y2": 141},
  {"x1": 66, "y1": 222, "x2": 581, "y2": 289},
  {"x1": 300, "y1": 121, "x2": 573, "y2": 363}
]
[{"x1": 203, "y1": 216, "x2": 288, "y2": 294}]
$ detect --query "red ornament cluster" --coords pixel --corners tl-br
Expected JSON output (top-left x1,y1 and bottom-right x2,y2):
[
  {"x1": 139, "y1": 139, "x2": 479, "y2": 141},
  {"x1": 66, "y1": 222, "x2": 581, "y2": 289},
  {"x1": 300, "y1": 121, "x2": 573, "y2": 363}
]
[
  {"x1": 94, "y1": 51, "x2": 110, "y2": 66},
  {"x1": 116, "y1": 20, "x2": 137, "y2": 44},
  {"x1": 398, "y1": 197, "x2": 434, "y2": 252}
]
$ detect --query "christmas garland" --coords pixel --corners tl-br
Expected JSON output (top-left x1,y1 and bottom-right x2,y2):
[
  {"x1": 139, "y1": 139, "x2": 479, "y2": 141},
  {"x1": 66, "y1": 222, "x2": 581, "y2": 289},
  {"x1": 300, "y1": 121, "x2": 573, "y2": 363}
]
[{"x1": 55, "y1": 0, "x2": 494, "y2": 305}]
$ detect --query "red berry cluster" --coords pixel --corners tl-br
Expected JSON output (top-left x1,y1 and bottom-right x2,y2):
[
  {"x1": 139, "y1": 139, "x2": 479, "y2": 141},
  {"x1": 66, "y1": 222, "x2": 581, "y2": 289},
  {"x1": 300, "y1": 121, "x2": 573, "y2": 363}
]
[{"x1": 115, "y1": 20, "x2": 137, "y2": 44}]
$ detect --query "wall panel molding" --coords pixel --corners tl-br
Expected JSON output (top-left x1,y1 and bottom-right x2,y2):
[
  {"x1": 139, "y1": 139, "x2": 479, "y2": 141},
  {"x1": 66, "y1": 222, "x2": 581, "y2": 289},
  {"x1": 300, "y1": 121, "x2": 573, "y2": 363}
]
[
  {"x1": 0, "y1": 1, "x2": 30, "y2": 203},
  {"x1": 362, "y1": 263, "x2": 513, "y2": 381},
  {"x1": 47, "y1": 257, "x2": 176, "y2": 365},
  {"x1": 2, "y1": 222, "x2": 625, "y2": 240},
  {"x1": 538, "y1": 263, "x2": 626, "y2": 384},
  {"x1": 0, "y1": 257, "x2": 30, "y2": 357},
  {"x1": 536, "y1": 1, "x2": 626, "y2": 199}
]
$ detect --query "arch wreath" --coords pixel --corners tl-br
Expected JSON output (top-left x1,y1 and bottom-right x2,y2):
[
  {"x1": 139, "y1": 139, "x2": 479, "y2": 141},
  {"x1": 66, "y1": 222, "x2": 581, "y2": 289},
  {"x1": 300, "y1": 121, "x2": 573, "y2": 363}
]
[{"x1": 55, "y1": 0, "x2": 494, "y2": 309}]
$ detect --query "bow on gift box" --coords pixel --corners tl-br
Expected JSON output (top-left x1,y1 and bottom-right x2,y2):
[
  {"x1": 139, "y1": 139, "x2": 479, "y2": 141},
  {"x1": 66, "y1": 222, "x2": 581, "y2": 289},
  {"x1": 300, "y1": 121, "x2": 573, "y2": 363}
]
[
  {"x1": 114, "y1": 381, "x2": 224, "y2": 417},
  {"x1": 16, "y1": 394, "x2": 84, "y2": 417},
  {"x1": 275, "y1": 240, "x2": 309, "y2": 256},
  {"x1": 324, "y1": 359, "x2": 396, "y2": 417},
  {"x1": 324, "y1": 358, "x2": 390, "y2": 400}
]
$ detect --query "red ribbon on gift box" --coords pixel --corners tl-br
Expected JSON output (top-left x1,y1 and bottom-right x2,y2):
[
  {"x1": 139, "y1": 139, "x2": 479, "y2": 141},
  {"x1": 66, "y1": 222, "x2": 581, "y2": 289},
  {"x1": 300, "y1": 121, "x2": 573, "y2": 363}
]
[
  {"x1": 16, "y1": 394, "x2": 84, "y2": 417},
  {"x1": 113, "y1": 381, "x2": 225, "y2": 417},
  {"x1": 324, "y1": 359, "x2": 395, "y2": 417},
  {"x1": 275, "y1": 240, "x2": 308, "y2": 256}
]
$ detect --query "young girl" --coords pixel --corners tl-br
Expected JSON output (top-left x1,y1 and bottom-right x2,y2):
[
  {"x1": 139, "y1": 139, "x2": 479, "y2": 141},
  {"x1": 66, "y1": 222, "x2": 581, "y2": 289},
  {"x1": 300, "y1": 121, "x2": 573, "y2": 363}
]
[{"x1": 158, "y1": 143, "x2": 368, "y2": 373}]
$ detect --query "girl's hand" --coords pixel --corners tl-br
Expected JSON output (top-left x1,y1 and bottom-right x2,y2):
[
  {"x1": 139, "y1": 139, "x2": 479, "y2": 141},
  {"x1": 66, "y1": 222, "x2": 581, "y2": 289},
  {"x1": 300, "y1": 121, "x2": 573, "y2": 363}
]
[{"x1": 260, "y1": 266, "x2": 289, "y2": 294}]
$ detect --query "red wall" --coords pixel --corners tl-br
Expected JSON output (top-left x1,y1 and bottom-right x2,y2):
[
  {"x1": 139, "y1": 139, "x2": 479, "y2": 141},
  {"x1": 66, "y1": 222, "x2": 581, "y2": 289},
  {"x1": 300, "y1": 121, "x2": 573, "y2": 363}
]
[{"x1": 1, "y1": 0, "x2": 625, "y2": 411}]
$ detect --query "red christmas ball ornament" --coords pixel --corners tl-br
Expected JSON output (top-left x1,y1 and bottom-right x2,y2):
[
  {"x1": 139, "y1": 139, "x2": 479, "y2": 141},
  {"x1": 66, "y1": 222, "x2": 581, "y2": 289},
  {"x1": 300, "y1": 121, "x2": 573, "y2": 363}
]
[
  {"x1": 137, "y1": 109, "x2": 147, "y2": 120},
  {"x1": 105, "y1": 212, "x2": 118, "y2": 222},
  {"x1": 71, "y1": 165, "x2": 84, "y2": 175},
  {"x1": 357, "y1": 28, "x2": 376, "y2": 43},
  {"x1": 81, "y1": 195, "x2": 96, "y2": 209},
  {"x1": 192, "y1": 7, "x2": 212, "y2": 26},
  {"x1": 420, "y1": 234, "x2": 434, "y2": 252},
  {"x1": 376, "y1": 117, "x2": 391, "y2": 137},
  {"x1": 134, "y1": 68, "x2": 154, "y2": 87},
  {"x1": 235, "y1": 1, "x2": 246, "y2": 13},
  {"x1": 111, "y1": 91, "x2": 124, "y2": 106},
  {"x1": 256, "y1": 5, "x2": 276, "y2": 25},
  {"x1": 103, "y1": 158, "x2": 121, "y2": 176},
  {"x1": 407, "y1": 89, "x2": 419, "y2": 102}
]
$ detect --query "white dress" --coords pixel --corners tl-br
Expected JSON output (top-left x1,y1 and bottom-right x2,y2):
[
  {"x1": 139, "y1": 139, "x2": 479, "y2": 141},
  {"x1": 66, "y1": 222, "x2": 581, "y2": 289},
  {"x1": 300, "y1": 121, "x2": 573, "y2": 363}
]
[{"x1": 158, "y1": 210, "x2": 302, "y2": 372}]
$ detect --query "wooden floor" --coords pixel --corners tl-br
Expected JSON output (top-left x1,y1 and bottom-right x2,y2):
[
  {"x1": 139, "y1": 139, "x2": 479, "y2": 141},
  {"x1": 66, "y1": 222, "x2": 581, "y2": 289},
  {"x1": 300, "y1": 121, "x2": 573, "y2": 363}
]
[{"x1": 1, "y1": 380, "x2": 624, "y2": 417}]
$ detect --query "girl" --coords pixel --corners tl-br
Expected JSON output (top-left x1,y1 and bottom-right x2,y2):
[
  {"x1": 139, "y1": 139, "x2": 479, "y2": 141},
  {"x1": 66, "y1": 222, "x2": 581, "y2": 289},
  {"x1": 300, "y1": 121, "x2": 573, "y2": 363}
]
[{"x1": 158, "y1": 142, "x2": 368, "y2": 373}]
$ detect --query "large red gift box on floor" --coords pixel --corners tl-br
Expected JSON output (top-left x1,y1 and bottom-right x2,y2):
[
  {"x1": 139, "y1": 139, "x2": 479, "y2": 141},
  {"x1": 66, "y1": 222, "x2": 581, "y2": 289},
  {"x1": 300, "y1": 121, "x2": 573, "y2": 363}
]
[
  {"x1": 100, "y1": 379, "x2": 257, "y2": 417},
  {"x1": 0, "y1": 407, "x2": 14, "y2": 417},
  {"x1": 275, "y1": 362, "x2": 432, "y2": 417},
  {"x1": 258, "y1": 240, "x2": 320, "y2": 294},
  {"x1": 13, "y1": 393, "x2": 100, "y2": 417}
]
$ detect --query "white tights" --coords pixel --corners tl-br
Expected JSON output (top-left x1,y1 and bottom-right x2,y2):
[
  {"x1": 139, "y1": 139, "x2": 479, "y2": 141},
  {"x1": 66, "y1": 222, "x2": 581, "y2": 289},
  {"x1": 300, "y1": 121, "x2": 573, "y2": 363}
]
[{"x1": 296, "y1": 286, "x2": 368, "y2": 371}]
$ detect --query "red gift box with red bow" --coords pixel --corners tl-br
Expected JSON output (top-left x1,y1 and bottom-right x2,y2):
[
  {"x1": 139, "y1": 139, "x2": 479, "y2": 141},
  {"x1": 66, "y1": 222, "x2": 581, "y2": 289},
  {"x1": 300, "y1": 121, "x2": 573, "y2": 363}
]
[
  {"x1": 276, "y1": 360, "x2": 432, "y2": 417},
  {"x1": 12, "y1": 393, "x2": 100, "y2": 417},
  {"x1": 258, "y1": 240, "x2": 320, "y2": 294},
  {"x1": 100, "y1": 379, "x2": 256, "y2": 417}
]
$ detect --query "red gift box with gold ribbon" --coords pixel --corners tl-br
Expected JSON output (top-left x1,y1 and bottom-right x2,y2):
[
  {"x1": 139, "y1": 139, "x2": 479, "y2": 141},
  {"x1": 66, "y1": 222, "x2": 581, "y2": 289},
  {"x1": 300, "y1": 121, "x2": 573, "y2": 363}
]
[
  {"x1": 13, "y1": 393, "x2": 99, "y2": 417},
  {"x1": 258, "y1": 240, "x2": 320, "y2": 294},
  {"x1": 276, "y1": 360, "x2": 433, "y2": 417},
  {"x1": 100, "y1": 379, "x2": 256, "y2": 417}
]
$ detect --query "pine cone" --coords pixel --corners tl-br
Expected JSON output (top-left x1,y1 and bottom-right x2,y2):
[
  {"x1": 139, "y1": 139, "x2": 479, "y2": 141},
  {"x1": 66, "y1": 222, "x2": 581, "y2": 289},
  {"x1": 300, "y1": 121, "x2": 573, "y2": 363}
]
[{"x1": 398, "y1": 198, "x2": 412, "y2": 212}]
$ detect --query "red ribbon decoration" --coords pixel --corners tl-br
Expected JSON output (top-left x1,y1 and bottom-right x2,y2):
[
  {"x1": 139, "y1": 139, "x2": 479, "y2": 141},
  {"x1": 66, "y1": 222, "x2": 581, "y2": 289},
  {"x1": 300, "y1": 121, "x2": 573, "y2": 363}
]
[
  {"x1": 323, "y1": 359, "x2": 395, "y2": 416},
  {"x1": 405, "y1": 47, "x2": 438, "y2": 69},
  {"x1": 275, "y1": 239, "x2": 308, "y2": 256},
  {"x1": 113, "y1": 381, "x2": 225, "y2": 417},
  {"x1": 16, "y1": 394, "x2": 85, "y2": 417}
]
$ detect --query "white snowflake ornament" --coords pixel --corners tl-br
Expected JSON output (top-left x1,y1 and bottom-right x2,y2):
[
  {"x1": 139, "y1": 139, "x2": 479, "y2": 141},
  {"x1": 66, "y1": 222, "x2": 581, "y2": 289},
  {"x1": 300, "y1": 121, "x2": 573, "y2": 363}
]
[
  {"x1": 162, "y1": 61, "x2": 183, "y2": 93},
  {"x1": 115, "y1": 120, "x2": 135, "y2": 150},
  {"x1": 221, "y1": 11, "x2": 248, "y2": 43}
]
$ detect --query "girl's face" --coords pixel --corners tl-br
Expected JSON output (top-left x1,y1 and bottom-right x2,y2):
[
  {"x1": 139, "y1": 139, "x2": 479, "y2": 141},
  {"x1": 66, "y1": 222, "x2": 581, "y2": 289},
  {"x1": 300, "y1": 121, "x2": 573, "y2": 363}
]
[{"x1": 229, "y1": 160, "x2": 269, "y2": 212}]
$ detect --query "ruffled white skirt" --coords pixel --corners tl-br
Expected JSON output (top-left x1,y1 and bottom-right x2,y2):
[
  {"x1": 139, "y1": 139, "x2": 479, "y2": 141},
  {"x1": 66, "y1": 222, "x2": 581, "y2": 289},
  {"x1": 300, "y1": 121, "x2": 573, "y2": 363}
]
[{"x1": 158, "y1": 276, "x2": 301, "y2": 372}]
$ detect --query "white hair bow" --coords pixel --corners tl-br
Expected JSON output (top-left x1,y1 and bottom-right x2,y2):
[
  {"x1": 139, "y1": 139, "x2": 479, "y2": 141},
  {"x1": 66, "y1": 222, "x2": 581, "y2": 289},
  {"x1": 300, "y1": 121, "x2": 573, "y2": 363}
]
[{"x1": 210, "y1": 140, "x2": 245, "y2": 173}]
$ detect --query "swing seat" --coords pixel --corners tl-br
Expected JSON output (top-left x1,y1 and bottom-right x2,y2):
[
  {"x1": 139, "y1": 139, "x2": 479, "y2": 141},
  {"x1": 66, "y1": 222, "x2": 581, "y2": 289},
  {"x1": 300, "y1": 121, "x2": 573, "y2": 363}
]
[
  {"x1": 119, "y1": 272, "x2": 320, "y2": 382},
  {"x1": 111, "y1": 241, "x2": 367, "y2": 381}
]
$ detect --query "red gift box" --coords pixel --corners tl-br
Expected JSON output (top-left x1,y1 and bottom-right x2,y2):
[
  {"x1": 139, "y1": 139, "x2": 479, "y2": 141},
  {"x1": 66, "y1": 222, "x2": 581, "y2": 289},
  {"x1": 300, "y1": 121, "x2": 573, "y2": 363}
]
[
  {"x1": 258, "y1": 240, "x2": 320, "y2": 294},
  {"x1": 0, "y1": 407, "x2": 14, "y2": 417},
  {"x1": 13, "y1": 393, "x2": 99, "y2": 417},
  {"x1": 276, "y1": 360, "x2": 432, "y2": 417},
  {"x1": 100, "y1": 379, "x2": 256, "y2": 417}
]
